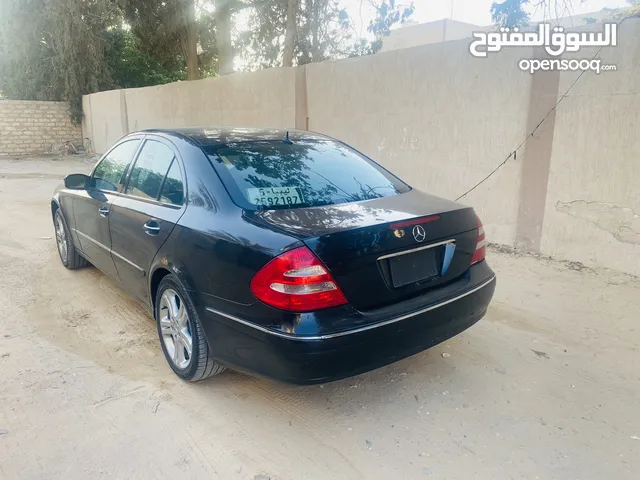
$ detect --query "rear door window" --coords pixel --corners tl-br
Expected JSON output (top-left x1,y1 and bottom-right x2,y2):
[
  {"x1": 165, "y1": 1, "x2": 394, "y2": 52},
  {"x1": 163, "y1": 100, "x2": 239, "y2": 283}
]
[
  {"x1": 159, "y1": 160, "x2": 184, "y2": 206},
  {"x1": 92, "y1": 140, "x2": 140, "y2": 192},
  {"x1": 204, "y1": 139, "x2": 410, "y2": 209},
  {"x1": 126, "y1": 140, "x2": 175, "y2": 201}
]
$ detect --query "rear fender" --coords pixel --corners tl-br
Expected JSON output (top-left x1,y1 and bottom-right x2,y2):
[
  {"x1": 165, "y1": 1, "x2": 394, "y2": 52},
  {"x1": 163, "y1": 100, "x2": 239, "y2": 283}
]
[{"x1": 148, "y1": 236, "x2": 200, "y2": 318}]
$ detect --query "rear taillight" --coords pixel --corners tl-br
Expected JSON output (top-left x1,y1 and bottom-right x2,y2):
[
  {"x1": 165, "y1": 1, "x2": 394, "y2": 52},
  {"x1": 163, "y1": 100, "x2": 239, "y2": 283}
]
[
  {"x1": 471, "y1": 215, "x2": 486, "y2": 265},
  {"x1": 250, "y1": 246, "x2": 348, "y2": 312}
]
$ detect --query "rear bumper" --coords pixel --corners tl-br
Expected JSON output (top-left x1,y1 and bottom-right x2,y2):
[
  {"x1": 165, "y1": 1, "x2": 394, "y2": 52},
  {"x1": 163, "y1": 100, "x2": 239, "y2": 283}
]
[{"x1": 202, "y1": 264, "x2": 496, "y2": 384}]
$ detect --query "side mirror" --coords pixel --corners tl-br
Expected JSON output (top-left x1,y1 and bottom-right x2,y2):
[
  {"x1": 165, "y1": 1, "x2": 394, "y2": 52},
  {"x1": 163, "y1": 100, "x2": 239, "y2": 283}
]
[{"x1": 64, "y1": 173, "x2": 90, "y2": 190}]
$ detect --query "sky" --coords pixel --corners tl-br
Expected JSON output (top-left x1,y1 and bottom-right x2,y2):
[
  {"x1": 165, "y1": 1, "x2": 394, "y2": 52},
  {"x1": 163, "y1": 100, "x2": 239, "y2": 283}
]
[{"x1": 345, "y1": 0, "x2": 631, "y2": 35}]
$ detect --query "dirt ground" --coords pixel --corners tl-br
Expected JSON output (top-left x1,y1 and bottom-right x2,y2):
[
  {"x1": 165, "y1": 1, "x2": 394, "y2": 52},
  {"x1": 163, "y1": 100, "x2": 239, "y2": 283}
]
[{"x1": 0, "y1": 155, "x2": 639, "y2": 480}]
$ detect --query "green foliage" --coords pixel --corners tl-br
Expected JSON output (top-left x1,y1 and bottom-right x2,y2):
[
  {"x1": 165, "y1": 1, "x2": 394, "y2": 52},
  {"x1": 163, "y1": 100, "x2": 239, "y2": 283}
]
[
  {"x1": 119, "y1": 0, "x2": 189, "y2": 72},
  {"x1": 197, "y1": 11, "x2": 219, "y2": 77},
  {"x1": 237, "y1": 0, "x2": 414, "y2": 69},
  {"x1": 236, "y1": 0, "x2": 289, "y2": 70},
  {"x1": 0, "y1": 0, "x2": 414, "y2": 121},
  {"x1": 368, "y1": 0, "x2": 415, "y2": 53},
  {"x1": 104, "y1": 28, "x2": 187, "y2": 88},
  {"x1": 491, "y1": 0, "x2": 530, "y2": 27},
  {"x1": 296, "y1": 0, "x2": 354, "y2": 64},
  {"x1": 237, "y1": 0, "x2": 355, "y2": 68},
  {"x1": 492, "y1": 0, "x2": 640, "y2": 28},
  {"x1": 0, "y1": 0, "x2": 119, "y2": 123},
  {"x1": 119, "y1": 0, "x2": 217, "y2": 78},
  {"x1": 622, "y1": 0, "x2": 640, "y2": 17},
  {"x1": 0, "y1": 0, "x2": 211, "y2": 121}
]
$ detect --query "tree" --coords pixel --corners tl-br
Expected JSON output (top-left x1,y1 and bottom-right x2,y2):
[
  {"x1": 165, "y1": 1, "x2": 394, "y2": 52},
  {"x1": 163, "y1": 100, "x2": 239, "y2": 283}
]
[
  {"x1": 212, "y1": 0, "x2": 270, "y2": 75},
  {"x1": 196, "y1": 9, "x2": 219, "y2": 77},
  {"x1": 0, "y1": 0, "x2": 120, "y2": 123},
  {"x1": 235, "y1": 0, "x2": 289, "y2": 70},
  {"x1": 186, "y1": 0, "x2": 199, "y2": 79},
  {"x1": 612, "y1": 0, "x2": 640, "y2": 19},
  {"x1": 368, "y1": 0, "x2": 415, "y2": 53},
  {"x1": 214, "y1": 0, "x2": 235, "y2": 75},
  {"x1": 237, "y1": 0, "x2": 414, "y2": 70},
  {"x1": 0, "y1": 0, "x2": 197, "y2": 121},
  {"x1": 283, "y1": 0, "x2": 299, "y2": 67},
  {"x1": 103, "y1": 29, "x2": 187, "y2": 88},
  {"x1": 119, "y1": 0, "x2": 202, "y2": 80},
  {"x1": 296, "y1": 0, "x2": 355, "y2": 64},
  {"x1": 491, "y1": 0, "x2": 530, "y2": 27},
  {"x1": 490, "y1": 0, "x2": 640, "y2": 28},
  {"x1": 0, "y1": 0, "x2": 416, "y2": 122}
]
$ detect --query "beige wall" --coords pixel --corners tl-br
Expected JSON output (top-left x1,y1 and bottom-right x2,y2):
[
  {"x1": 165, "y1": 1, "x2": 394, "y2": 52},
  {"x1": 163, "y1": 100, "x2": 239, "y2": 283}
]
[
  {"x1": 83, "y1": 68, "x2": 298, "y2": 154},
  {"x1": 82, "y1": 90, "x2": 128, "y2": 155},
  {"x1": 540, "y1": 18, "x2": 640, "y2": 276},
  {"x1": 0, "y1": 101, "x2": 82, "y2": 156},
  {"x1": 306, "y1": 40, "x2": 533, "y2": 246},
  {"x1": 81, "y1": 18, "x2": 640, "y2": 276},
  {"x1": 380, "y1": 20, "x2": 490, "y2": 53},
  {"x1": 380, "y1": 12, "x2": 622, "y2": 54},
  {"x1": 127, "y1": 67, "x2": 298, "y2": 132}
]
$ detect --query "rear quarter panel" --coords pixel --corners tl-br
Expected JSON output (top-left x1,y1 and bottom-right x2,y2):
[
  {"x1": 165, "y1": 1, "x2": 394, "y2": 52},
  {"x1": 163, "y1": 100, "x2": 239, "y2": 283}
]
[{"x1": 147, "y1": 138, "x2": 299, "y2": 311}]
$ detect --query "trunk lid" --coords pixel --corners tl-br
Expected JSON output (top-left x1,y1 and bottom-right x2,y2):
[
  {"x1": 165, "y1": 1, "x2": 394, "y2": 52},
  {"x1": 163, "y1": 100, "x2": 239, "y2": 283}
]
[{"x1": 246, "y1": 189, "x2": 479, "y2": 311}]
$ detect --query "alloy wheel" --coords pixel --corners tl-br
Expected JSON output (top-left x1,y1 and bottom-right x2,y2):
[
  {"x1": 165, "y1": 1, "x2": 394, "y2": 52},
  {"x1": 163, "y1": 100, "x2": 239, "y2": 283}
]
[
  {"x1": 159, "y1": 289, "x2": 193, "y2": 369},
  {"x1": 55, "y1": 215, "x2": 68, "y2": 260}
]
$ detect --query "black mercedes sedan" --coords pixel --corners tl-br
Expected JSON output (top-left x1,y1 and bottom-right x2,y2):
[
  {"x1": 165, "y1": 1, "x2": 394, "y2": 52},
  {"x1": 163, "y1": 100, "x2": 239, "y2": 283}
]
[{"x1": 51, "y1": 128, "x2": 495, "y2": 384}]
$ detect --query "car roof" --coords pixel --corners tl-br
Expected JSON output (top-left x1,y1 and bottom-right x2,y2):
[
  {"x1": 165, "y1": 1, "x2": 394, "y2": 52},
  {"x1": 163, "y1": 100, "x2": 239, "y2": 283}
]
[{"x1": 140, "y1": 127, "x2": 331, "y2": 146}]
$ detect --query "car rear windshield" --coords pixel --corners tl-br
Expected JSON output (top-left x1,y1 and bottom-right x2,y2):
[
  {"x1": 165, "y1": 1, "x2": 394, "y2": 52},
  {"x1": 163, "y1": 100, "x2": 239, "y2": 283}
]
[{"x1": 204, "y1": 139, "x2": 410, "y2": 210}]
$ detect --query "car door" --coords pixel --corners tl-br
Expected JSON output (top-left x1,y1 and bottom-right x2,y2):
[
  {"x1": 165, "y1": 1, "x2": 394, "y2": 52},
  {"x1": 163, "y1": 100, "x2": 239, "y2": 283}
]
[
  {"x1": 72, "y1": 138, "x2": 142, "y2": 279},
  {"x1": 109, "y1": 137, "x2": 186, "y2": 302}
]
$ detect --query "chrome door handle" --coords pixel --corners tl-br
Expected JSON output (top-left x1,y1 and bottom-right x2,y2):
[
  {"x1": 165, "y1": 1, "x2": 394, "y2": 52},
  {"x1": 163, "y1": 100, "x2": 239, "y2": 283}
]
[
  {"x1": 143, "y1": 221, "x2": 160, "y2": 235},
  {"x1": 98, "y1": 205, "x2": 109, "y2": 217}
]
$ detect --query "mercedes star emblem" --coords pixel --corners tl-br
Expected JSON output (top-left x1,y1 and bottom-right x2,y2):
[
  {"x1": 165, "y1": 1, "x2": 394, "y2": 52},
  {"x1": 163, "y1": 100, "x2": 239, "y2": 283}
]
[{"x1": 412, "y1": 224, "x2": 426, "y2": 243}]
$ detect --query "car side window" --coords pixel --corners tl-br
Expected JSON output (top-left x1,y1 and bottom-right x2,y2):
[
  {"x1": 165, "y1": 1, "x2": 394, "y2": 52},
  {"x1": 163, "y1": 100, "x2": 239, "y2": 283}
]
[
  {"x1": 126, "y1": 140, "x2": 175, "y2": 201},
  {"x1": 159, "y1": 160, "x2": 184, "y2": 206},
  {"x1": 92, "y1": 140, "x2": 140, "y2": 192}
]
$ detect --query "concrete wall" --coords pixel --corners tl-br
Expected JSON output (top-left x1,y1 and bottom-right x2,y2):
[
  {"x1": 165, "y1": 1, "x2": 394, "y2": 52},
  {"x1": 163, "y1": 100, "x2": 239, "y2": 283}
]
[
  {"x1": 380, "y1": 20, "x2": 490, "y2": 53},
  {"x1": 81, "y1": 18, "x2": 640, "y2": 276},
  {"x1": 82, "y1": 67, "x2": 299, "y2": 154},
  {"x1": 305, "y1": 40, "x2": 533, "y2": 246},
  {"x1": 539, "y1": 18, "x2": 640, "y2": 276},
  {"x1": 128, "y1": 67, "x2": 298, "y2": 131},
  {"x1": 379, "y1": 11, "x2": 625, "y2": 54},
  {"x1": 0, "y1": 100, "x2": 82, "y2": 156},
  {"x1": 82, "y1": 90, "x2": 128, "y2": 155}
]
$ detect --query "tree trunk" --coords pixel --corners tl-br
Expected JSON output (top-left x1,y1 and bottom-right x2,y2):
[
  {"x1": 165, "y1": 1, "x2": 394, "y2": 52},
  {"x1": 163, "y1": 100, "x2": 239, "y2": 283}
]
[
  {"x1": 185, "y1": 0, "x2": 199, "y2": 80},
  {"x1": 282, "y1": 0, "x2": 298, "y2": 67},
  {"x1": 311, "y1": 0, "x2": 321, "y2": 62},
  {"x1": 215, "y1": 0, "x2": 234, "y2": 75}
]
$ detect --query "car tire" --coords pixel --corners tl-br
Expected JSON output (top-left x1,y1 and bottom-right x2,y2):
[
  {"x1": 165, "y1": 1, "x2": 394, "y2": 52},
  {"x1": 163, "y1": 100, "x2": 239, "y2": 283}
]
[
  {"x1": 155, "y1": 274, "x2": 226, "y2": 382},
  {"x1": 54, "y1": 209, "x2": 88, "y2": 270}
]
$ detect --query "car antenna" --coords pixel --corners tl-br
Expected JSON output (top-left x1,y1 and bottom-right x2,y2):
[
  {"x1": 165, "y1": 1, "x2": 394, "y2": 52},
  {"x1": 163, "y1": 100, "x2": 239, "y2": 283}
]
[{"x1": 283, "y1": 130, "x2": 293, "y2": 145}]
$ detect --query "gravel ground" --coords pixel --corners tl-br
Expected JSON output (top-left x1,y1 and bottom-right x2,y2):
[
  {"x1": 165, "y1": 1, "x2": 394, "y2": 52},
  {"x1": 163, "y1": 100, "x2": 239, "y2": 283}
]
[{"x1": 0, "y1": 156, "x2": 639, "y2": 480}]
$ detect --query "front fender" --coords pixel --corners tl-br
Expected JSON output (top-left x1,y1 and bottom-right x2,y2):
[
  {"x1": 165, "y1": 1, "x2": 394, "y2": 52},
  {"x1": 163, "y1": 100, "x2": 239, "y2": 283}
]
[
  {"x1": 51, "y1": 186, "x2": 83, "y2": 251},
  {"x1": 51, "y1": 188, "x2": 62, "y2": 217}
]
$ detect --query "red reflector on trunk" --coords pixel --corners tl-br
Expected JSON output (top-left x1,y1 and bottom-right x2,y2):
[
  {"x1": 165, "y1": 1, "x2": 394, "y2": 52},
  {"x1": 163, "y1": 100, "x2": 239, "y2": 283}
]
[
  {"x1": 389, "y1": 215, "x2": 441, "y2": 229},
  {"x1": 250, "y1": 246, "x2": 348, "y2": 312},
  {"x1": 471, "y1": 215, "x2": 486, "y2": 265}
]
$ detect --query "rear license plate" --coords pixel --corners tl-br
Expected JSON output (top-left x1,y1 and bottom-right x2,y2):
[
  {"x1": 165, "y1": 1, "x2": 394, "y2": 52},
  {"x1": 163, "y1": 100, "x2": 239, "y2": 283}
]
[{"x1": 389, "y1": 249, "x2": 439, "y2": 288}]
